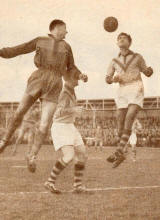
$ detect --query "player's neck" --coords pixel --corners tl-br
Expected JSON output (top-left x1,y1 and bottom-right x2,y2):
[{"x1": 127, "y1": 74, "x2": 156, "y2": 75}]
[
  {"x1": 48, "y1": 33, "x2": 60, "y2": 41},
  {"x1": 119, "y1": 48, "x2": 130, "y2": 56}
]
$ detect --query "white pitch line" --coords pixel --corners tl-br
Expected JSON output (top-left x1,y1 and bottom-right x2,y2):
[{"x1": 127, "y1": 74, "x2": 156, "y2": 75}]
[
  {"x1": 90, "y1": 157, "x2": 102, "y2": 160},
  {"x1": 0, "y1": 191, "x2": 48, "y2": 195},
  {"x1": 0, "y1": 185, "x2": 160, "y2": 195},
  {"x1": 12, "y1": 166, "x2": 27, "y2": 168},
  {"x1": 86, "y1": 185, "x2": 160, "y2": 191}
]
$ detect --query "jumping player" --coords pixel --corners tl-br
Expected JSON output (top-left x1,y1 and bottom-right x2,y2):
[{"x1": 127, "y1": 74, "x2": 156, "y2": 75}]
[
  {"x1": 0, "y1": 19, "x2": 87, "y2": 172},
  {"x1": 106, "y1": 32, "x2": 153, "y2": 168},
  {"x1": 44, "y1": 70, "x2": 88, "y2": 194},
  {"x1": 12, "y1": 105, "x2": 40, "y2": 156}
]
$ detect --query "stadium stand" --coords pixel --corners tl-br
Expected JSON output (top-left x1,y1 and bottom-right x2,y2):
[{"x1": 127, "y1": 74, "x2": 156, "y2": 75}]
[{"x1": 0, "y1": 97, "x2": 160, "y2": 147}]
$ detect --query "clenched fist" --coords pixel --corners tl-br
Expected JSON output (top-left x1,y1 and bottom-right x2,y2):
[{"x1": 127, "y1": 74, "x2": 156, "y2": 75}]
[
  {"x1": 145, "y1": 67, "x2": 153, "y2": 77},
  {"x1": 79, "y1": 74, "x2": 88, "y2": 82}
]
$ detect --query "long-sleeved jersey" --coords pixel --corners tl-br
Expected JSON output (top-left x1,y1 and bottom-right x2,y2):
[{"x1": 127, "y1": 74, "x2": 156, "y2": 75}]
[{"x1": 0, "y1": 34, "x2": 81, "y2": 78}]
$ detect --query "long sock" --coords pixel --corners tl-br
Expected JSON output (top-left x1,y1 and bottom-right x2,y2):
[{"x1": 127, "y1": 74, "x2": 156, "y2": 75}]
[
  {"x1": 74, "y1": 162, "x2": 85, "y2": 188},
  {"x1": 117, "y1": 130, "x2": 123, "y2": 145},
  {"x1": 117, "y1": 129, "x2": 131, "y2": 152},
  {"x1": 48, "y1": 158, "x2": 67, "y2": 184}
]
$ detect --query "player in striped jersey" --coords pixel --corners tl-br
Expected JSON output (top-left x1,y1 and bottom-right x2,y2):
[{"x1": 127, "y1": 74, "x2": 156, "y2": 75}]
[
  {"x1": 44, "y1": 69, "x2": 88, "y2": 194},
  {"x1": 106, "y1": 33, "x2": 153, "y2": 168}
]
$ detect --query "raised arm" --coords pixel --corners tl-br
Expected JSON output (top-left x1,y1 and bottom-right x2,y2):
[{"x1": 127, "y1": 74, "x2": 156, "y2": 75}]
[
  {"x1": 67, "y1": 45, "x2": 82, "y2": 79},
  {"x1": 0, "y1": 37, "x2": 39, "y2": 58},
  {"x1": 138, "y1": 54, "x2": 153, "y2": 77},
  {"x1": 105, "y1": 60, "x2": 115, "y2": 84}
]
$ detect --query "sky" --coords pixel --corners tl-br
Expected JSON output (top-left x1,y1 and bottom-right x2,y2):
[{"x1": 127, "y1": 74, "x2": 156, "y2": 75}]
[{"x1": 0, "y1": 0, "x2": 160, "y2": 101}]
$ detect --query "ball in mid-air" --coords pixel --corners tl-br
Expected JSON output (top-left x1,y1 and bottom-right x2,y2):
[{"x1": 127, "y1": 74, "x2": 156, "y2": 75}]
[{"x1": 103, "y1": 17, "x2": 118, "y2": 32}]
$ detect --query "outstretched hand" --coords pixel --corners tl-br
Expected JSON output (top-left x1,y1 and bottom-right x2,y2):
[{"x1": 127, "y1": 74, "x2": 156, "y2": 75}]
[
  {"x1": 79, "y1": 74, "x2": 88, "y2": 82},
  {"x1": 146, "y1": 67, "x2": 153, "y2": 77}
]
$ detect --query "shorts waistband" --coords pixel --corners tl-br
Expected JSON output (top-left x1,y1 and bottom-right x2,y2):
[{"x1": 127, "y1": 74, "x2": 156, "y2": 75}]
[
  {"x1": 39, "y1": 65, "x2": 62, "y2": 76},
  {"x1": 119, "y1": 79, "x2": 142, "y2": 86}
]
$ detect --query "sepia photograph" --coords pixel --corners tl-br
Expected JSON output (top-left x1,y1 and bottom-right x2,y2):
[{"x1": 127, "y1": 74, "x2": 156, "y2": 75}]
[{"x1": 0, "y1": 0, "x2": 160, "y2": 219}]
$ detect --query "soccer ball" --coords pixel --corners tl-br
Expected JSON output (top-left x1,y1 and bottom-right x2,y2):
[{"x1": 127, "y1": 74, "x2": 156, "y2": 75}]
[{"x1": 103, "y1": 17, "x2": 118, "y2": 32}]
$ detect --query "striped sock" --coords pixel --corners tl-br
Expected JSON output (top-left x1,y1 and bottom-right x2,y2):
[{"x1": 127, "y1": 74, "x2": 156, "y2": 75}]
[
  {"x1": 48, "y1": 158, "x2": 67, "y2": 185},
  {"x1": 74, "y1": 162, "x2": 85, "y2": 188},
  {"x1": 118, "y1": 129, "x2": 131, "y2": 152}
]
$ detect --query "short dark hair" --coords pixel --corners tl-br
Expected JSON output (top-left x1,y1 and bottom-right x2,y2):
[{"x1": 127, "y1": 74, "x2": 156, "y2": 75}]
[
  {"x1": 117, "y1": 32, "x2": 132, "y2": 44},
  {"x1": 49, "y1": 19, "x2": 66, "y2": 31}
]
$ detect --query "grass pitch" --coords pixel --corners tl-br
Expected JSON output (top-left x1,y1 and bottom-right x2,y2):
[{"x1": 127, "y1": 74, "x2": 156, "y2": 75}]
[{"x1": 0, "y1": 145, "x2": 160, "y2": 220}]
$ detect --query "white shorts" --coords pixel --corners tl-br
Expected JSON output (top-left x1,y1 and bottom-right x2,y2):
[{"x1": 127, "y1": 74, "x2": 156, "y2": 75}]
[
  {"x1": 51, "y1": 122, "x2": 84, "y2": 151},
  {"x1": 128, "y1": 133, "x2": 137, "y2": 145},
  {"x1": 115, "y1": 81, "x2": 144, "y2": 109}
]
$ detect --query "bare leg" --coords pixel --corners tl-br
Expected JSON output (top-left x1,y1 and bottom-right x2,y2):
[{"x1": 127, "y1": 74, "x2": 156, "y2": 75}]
[
  {"x1": 27, "y1": 130, "x2": 34, "y2": 155},
  {"x1": 116, "y1": 108, "x2": 127, "y2": 142},
  {"x1": 112, "y1": 104, "x2": 140, "y2": 168},
  {"x1": 27, "y1": 100, "x2": 57, "y2": 172},
  {"x1": 12, "y1": 128, "x2": 25, "y2": 155},
  {"x1": 30, "y1": 100, "x2": 56, "y2": 156},
  {"x1": 107, "y1": 108, "x2": 127, "y2": 162},
  {"x1": 117, "y1": 104, "x2": 140, "y2": 151},
  {"x1": 0, "y1": 93, "x2": 36, "y2": 152}
]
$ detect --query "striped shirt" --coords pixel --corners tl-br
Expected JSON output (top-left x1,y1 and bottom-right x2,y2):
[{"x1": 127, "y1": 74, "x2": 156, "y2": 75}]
[
  {"x1": 106, "y1": 50, "x2": 148, "y2": 85},
  {"x1": 0, "y1": 34, "x2": 81, "y2": 79}
]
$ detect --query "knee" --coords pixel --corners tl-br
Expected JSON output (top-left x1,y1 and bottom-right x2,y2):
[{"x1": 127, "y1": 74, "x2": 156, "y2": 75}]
[
  {"x1": 39, "y1": 120, "x2": 51, "y2": 133},
  {"x1": 127, "y1": 113, "x2": 135, "y2": 122},
  {"x1": 76, "y1": 151, "x2": 87, "y2": 163},
  {"x1": 127, "y1": 105, "x2": 139, "y2": 121},
  {"x1": 62, "y1": 151, "x2": 75, "y2": 164},
  {"x1": 125, "y1": 115, "x2": 135, "y2": 130},
  {"x1": 39, "y1": 124, "x2": 48, "y2": 134}
]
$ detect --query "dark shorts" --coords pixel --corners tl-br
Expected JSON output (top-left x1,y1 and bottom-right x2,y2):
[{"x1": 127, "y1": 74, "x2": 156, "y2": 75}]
[{"x1": 25, "y1": 68, "x2": 62, "y2": 103}]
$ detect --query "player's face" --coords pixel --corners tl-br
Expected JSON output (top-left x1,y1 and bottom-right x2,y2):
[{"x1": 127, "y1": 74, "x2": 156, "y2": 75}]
[
  {"x1": 51, "y1": 24, "x2": 68, "y2": 40},
  {"x1": 117, "y1": 35, "x2": 130, "y2": 49}
]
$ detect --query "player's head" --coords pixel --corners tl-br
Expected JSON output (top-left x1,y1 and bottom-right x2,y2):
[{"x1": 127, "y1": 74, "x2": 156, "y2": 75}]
[
  {"x1": 49, "y1": 19, "x2": 67, "y2": 40},
  {"x1": 117, "y1": 32, "x2": 132, "y2": 49}
]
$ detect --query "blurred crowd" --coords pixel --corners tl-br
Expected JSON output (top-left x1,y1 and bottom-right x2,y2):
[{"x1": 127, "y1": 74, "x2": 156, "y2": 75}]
[
  {"x1": 75, "y1": 116, "x2": 160, "y2": 147},
  {"x1": 75, "y1": 116, "x2": 118, "y2": 146},
  {"x1": 138, "y1": 117, "x2": 160, "y2": 147},
  {"x1": 0, "y1": 110, "x2": 160, "y2": 147}
]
